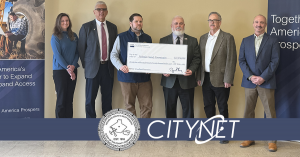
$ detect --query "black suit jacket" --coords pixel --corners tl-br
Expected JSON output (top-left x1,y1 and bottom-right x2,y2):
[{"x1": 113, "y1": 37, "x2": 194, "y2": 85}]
[
  {"x1": 160, "y1": 33, "x2": 201, "y2": 89},
  {"x1": 78, "y1": 20, "x2": 118, "y2": 78}
]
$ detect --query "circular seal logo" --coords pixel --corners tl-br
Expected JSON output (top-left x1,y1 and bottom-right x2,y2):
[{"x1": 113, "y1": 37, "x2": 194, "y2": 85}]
[{"x1": 98, "y1": 109, "x2": 140, "y2": 151}]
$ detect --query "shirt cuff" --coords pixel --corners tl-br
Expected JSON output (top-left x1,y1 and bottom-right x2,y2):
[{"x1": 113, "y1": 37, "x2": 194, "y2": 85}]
[{"x1": 248, "y1": 75, "x2": 253, "y2": 81}]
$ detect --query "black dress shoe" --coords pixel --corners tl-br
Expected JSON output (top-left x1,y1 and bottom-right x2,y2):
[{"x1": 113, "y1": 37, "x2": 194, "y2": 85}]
[{"x1": 220, "y1": 140, "x2": 229, "y2": 144}]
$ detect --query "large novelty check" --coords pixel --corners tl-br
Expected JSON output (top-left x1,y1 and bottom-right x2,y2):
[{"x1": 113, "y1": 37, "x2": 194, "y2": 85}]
[{"x1": 127, "y1": 42, "x2": 187, "y2": 74}]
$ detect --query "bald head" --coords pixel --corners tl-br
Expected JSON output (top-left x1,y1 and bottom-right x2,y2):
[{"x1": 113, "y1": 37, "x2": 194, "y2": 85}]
[
  {"x1": 254, "y1": 14, "x2": 267, "y2": 24},
  {"x1": 253, "y1": 14, "x2": 267, "y2": 36}
]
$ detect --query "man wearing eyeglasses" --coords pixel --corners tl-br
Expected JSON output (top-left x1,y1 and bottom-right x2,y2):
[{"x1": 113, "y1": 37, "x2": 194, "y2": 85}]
[
  {"x1": 196, "y1": 12, "x2": 237, "y2": 144},
  {"x1": 78, "y1": 1, "x2": 118, "y2": 118}
]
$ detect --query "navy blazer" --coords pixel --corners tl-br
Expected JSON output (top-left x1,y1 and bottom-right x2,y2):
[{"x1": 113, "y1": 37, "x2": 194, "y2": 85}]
[
  {"x1": 78, "y1": 20, "x2": 117, "y2": 79},
  {"x1": 239, "y1": 33, "x2": 280, "y2": 89}
]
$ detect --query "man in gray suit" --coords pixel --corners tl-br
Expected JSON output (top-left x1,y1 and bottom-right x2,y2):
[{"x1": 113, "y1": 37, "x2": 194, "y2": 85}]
[
  {"x1": 78, "y1": 1, "x2": 117, "y2": 118},
  {"x1": 197, "y1": 12, "x2": 237, "y2": 143},
  {"x1": 160, "y1": 16, "x2": 200, "y2": 118}
]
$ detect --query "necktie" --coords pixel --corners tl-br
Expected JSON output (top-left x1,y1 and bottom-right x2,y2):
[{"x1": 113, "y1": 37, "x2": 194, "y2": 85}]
[
  {"x1": 175, "y1": 36, "x2": 181, "y2": 80},
  {"x1": 176, "y1": 36, "x2": 180, "y2": 45},
  {"x1": 101, "y1": 23, "x2": 107, "y2": 60}
]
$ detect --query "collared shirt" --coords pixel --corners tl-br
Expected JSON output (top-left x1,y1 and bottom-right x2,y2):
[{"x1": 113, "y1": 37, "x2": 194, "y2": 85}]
[
  {"x1": 205, "y1": 29, "x2": 220, "y2": 72},
  {"x1": 10, "y1": 17, "x2": 27, "y2": 36},
  {"x1": 95, "y1": 19, "x2": 109, "y2": 61},
  {"x1": 254, "y1": 33, "x2": 264, "y2": 56},
  {"x1": 133, "y1": 29, "x2": 141, "y2": 42},
  {"x1": 172, "y1": 33, "x2": 184, "y2": 45},
  {"x1": 248, "y1": 33, "x2": 265, "y2": 80},
  {"x1": 110, "y1": 29, "x2": 143, "y2": 70}
]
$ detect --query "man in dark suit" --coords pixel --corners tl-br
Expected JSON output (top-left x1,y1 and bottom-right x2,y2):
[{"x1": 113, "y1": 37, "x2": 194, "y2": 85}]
[
  {"x1": 78, "y1": 1, "x2": 117, "y2": 118},
  {"x1": 160, "y1": 16, "x2": 200, "y2": 118},
  {"x1": 196, "y1": 12, "x2": 237, "y2": 144},
  {"x1": 239, "y1": 15, "x2": 280, "y2": 152}
]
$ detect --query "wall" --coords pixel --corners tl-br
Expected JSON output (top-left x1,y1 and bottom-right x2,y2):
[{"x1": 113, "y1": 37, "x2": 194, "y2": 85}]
[{"x1": 45, "y1": 0, "x2": 268, "y2": 118}]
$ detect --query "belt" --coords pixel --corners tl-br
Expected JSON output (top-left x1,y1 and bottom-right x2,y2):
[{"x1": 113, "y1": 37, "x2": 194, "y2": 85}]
[{"x1": 100, "y1": 61, "x2": 107, "y2": 64}]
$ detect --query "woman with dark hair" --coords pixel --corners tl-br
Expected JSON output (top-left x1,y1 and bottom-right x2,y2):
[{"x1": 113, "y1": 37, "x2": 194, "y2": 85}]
[{"x1": 51, "y1": 13, "x2": 79, "y2": 118}]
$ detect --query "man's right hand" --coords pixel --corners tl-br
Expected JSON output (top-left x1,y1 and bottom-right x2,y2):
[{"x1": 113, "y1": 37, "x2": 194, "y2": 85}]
[
  {"x1": 120, "y1": 65, "x2": 129, "y2": 73},
  {"x1": 197, "y1": 80, "x2": 201, "y2": 86},
  {"x1": 163, "y1": 74, "x2": 170, "y2": 77}
]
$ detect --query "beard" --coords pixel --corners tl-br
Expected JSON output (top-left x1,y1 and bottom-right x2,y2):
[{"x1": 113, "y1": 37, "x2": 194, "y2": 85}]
[
  {"x1": 172, "y1": 27, "x2": 185, "y2": 36},
  {"x1": 132, "y1": 26, "x2": 142, "y2": 32}
]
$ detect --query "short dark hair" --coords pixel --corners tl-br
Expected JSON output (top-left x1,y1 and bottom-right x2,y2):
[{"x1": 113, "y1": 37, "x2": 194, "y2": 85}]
[
  {"x1": 9, "y1": 12, "x2": 16, "y2": 17},
  {"x1": 129, "y1": 13, "x2": 142, "y2": 22}
]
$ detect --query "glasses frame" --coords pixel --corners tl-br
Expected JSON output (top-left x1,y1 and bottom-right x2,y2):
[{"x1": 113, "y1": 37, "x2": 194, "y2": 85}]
[
  {"x1": 95, "y1": 8, "x2": 107, "y2": 12},
  {"x1": 208, "y1": 19, "x2": 221, "y2": 23}
]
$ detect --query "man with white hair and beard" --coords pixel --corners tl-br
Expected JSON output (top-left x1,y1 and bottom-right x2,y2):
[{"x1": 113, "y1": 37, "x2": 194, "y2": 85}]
[
  {"x1": 196, "y1": 12, "x2": 237, "y2": 144},
  {"x1": 160, "y1": 16, "x2": 200, "y2": 118}
]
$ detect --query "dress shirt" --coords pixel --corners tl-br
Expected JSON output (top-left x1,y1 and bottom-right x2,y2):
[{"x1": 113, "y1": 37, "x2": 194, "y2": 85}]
[
  {"x1": 205, "y1": 29, "x2": 220, "y2": 72},
  {"x1": 254, "y1": 33, "x2": 264, "y2": 56},
  {"x1": 172, "y1": 33, "x2": 184, "y2": 45},
  {"x1": 248, "y1": 33, "x2": 265, "y2": 80},
  {"x1": 95, "y1": 19, "x2": 109, "y2": 61}
]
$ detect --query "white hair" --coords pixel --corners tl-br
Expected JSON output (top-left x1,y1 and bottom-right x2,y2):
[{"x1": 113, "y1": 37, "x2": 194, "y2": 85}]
[
  {"x1": 172, "y1": 15, "x2": 184, "y2": 23},
  {"x1": 95, "y1": 1, "x2": 107, "y2": 9}
]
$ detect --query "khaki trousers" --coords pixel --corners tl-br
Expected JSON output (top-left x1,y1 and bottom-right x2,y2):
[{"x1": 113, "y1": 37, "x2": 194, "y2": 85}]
[
  {"x1": 119, "y1": 80, "x2": 153, "y2": 118},
  {"x1": 244, "y1": 86, "x2": 276, "y2": 143}
]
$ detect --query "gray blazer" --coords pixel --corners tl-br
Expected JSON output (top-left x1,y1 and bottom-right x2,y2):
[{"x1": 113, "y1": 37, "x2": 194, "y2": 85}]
[
  {"x1": 160, "y1": 33, "x2": 201, "y2": 89},
  {"x1": 197, "y1": 29, "x2": 237, "y2": 87},
  {"x1": 78, "y1": 20, "x2": 118, "y2": 79}
]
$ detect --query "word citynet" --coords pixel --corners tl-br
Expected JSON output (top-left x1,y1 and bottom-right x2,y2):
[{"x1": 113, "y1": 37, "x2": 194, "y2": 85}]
[{"x1": 147, "y1": 115, "x2": 240, "y2": 144}]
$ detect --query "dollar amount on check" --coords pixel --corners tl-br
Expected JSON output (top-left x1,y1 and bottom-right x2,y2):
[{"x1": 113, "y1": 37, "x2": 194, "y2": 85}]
[{"x1": 127, "y1": 42, "x2": 187, "y2": 74}]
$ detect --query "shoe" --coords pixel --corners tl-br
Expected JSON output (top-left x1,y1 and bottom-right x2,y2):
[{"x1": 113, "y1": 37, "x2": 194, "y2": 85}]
[
  {"x1": 240, "y1": 140, "x2": 255, "y2": 148},
  {"x1": 220, "y1": 140, "x2": 229, "y2": 144},
  {"x1": 268, "y1": 143, "x2": 277, "y2": 152}
]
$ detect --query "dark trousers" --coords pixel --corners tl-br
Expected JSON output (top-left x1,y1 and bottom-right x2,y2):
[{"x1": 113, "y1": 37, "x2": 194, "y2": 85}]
[
  {"x1": 53, "y1": 69, "x2": 77, "y2": 118},
  {"x1": 85, "y1": 63, "x2": 113, "y2": 118},
  {"x1": 0, "y1": 34, "x2": 25, "y2": 54},
  {"x1": 202, "y1": 72, "x2": 230, "y2": 118},
  {"x1": 163, "y1": 79, "x2": 195, "y2": 118}
]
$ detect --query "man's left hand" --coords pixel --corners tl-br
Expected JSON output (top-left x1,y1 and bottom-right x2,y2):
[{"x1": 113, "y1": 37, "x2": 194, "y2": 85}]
[
  {"x1": 254, "y1": 76, "x2": 265, "y2": 85},
  {"x1": 184, "y1": 69, "x2": 192, "y2": 76},
  {"x1": 224, "y1": 82, "x2": 232, "y2": 88}
]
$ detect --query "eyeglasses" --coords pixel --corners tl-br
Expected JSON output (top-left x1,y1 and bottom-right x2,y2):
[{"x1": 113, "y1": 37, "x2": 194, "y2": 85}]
[
  {"x1": 173, "y1": 22, "x2": 184, "y2": 26},
  {"x1": 95, "y1": 8, "x2": 107, "y2": 12},
  {"x1": 208, "y1": 19, "x2": 220, "y2": 23}
]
